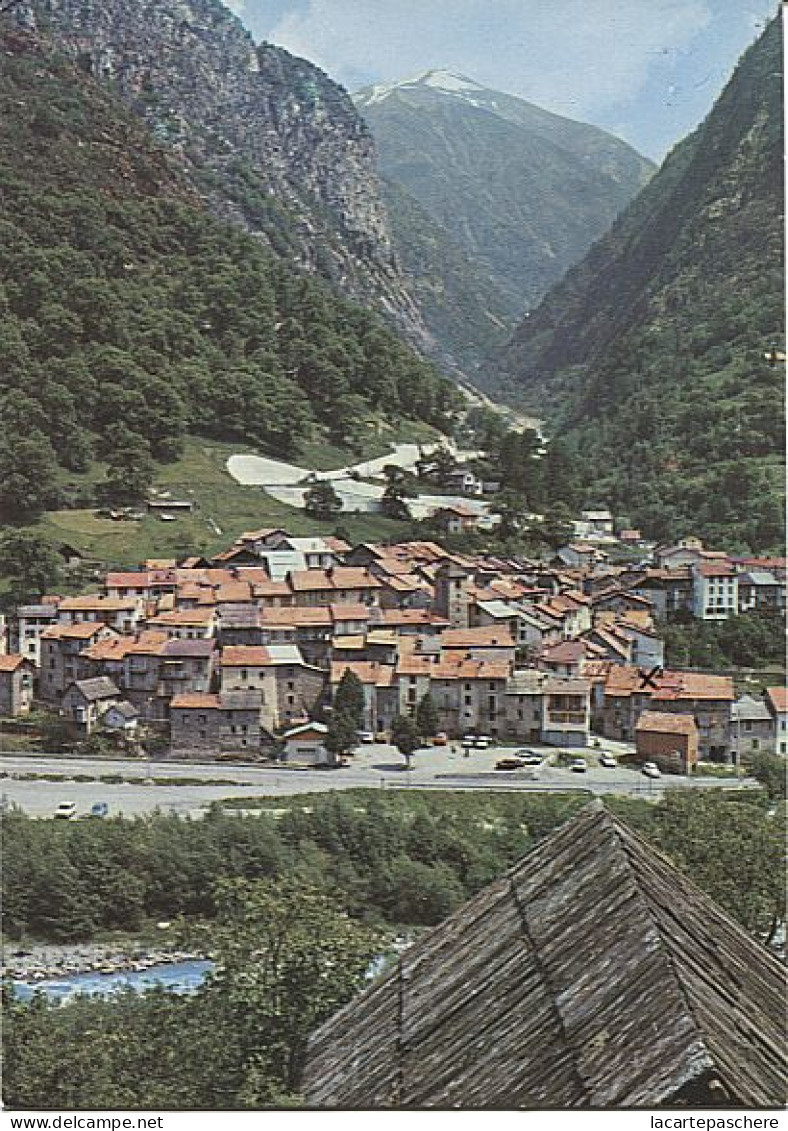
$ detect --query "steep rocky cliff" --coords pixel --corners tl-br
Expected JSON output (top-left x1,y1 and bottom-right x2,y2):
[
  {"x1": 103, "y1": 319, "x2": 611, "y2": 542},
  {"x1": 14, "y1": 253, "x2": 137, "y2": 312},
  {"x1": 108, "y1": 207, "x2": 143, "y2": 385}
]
[{"x1": 18, "y1": 0, "x2": 425, "y2": 340}]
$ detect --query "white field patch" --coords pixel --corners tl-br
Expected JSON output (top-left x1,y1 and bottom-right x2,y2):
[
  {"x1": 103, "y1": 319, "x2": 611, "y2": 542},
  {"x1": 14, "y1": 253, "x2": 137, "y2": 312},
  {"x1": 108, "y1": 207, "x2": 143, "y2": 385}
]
[{"x1": 226, "y1": 444, "x2": 493, "y2": 517}]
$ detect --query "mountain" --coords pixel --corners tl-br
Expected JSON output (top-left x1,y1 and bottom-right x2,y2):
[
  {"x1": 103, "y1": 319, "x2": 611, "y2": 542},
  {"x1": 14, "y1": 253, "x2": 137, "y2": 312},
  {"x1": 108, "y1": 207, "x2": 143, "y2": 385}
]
[
  {"x1": 0, "y1": 18, "x2": 460, "y2": 523},
  {"x1": 14, "y1": 0, "x2": 426, "y2": 344},
  {"x1": 491, "y1": 19, "x2": 784, "y2": 551},
  {"x1": 354, "y1": 70, "x2": 654, "y2": 371}
]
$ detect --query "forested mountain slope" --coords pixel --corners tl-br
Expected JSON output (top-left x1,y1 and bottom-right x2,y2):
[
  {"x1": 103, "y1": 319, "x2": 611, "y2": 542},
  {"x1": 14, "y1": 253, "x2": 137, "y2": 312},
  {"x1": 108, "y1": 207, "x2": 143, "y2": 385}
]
[
  {"x1": 355, "y1": 70, "x2": 653, "y2": 372},
  {"x1": 15, "y1": 0, "x2": 426, "y2": 343},
  {"x1": 0, "y1": 22, "x2": 460, "y2": 523},
  {"x1": 491, "y1": 19, "x2": 784, "y2": 551}
]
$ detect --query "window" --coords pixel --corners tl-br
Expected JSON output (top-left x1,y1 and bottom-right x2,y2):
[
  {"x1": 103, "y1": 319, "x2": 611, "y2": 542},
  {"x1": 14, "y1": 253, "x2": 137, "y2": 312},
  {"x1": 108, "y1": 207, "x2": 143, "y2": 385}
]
[
  {"x1": 464, "y1": 695, "x2": 472, "y2": 706},
  {"x1": 198, "y1": 714, "x2": 207, "y2": 724},
  {"x1": 241, "y1": 669, "x2": 248, "y2": 681}
]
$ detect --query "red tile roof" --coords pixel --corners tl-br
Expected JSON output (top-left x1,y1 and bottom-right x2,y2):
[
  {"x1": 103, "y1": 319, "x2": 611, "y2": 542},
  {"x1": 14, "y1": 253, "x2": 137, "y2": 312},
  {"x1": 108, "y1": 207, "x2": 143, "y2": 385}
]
[
  {"x1": 766, "y1": 687, "x2": 788, "y2": 714},
  {"x1": 636, "y1": 711, "x2": 698, "y2": 735},
  {"x1": 0, "y1": 655, "x2": 29, "y2": 672}
]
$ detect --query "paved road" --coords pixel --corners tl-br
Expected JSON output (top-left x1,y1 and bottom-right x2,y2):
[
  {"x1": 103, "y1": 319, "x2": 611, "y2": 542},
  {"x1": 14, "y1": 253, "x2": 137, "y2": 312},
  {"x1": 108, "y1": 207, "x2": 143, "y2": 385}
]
[{"x1": 0, "y1": 747, "x2": 755, "y2": 819}]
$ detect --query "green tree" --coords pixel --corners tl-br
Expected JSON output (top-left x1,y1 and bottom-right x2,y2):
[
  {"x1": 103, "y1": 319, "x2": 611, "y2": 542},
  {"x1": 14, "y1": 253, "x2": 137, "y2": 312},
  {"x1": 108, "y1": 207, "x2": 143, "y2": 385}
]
[
  {"x1": 415, "y1": 693, "x2": 439, "y2": 741},
  {"x1": 391, "y1": 713, "x2": 419, "y2": 769},
  {"x1": 100, "y1": 434, "x2": 155, "y2": 506},
  {"x1": 0, "y1": 430, "x2": 60, "y2": 523},
  {"x1": 304, "y1": 480, "x2": 342, "y2": 521},
  {"x1": 324, "y1": 710, "x2": 358, "y2": 760},
  {"x1": 332, "y1": 669, "x2": 365, "y2": 729},
  {"x1": 0, "y1": 531, "x2": 62, "y2": 608},
  {"x1": 194, "y1": 875, "x2": 384, "y2": 1096}
]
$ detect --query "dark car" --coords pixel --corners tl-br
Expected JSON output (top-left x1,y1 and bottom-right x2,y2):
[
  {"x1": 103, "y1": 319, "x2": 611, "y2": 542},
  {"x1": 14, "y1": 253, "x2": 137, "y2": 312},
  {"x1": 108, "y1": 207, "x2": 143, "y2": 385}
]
[
  {"x1": 495, "y1": 758, "x2": 525, "y2": 771},
  {"x1": 89, "y1": 801, "x2": 109, "y2": 818},
  {"x1": 516, "y1": 749, "x2": 544, "y2": 765}
]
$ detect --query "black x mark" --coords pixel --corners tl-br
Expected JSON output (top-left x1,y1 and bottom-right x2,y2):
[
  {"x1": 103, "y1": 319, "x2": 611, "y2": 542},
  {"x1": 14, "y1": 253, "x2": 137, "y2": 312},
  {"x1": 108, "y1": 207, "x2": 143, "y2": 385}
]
[{"x1": 638, "y1": 666, "x2": 663, "y2": 690}]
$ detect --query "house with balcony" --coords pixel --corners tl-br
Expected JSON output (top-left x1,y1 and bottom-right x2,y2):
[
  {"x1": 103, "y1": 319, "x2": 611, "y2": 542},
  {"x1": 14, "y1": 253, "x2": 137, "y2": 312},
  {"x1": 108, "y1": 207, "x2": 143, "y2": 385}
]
[
  {"x1": 692, "y1": 562, "x2": 738, "y2": 621},
  {"x1": 15, "y1": 603, "x2": 60, "y2": 666},
  {"x1": 542, "y1": 677, "x2": 591, "y2": 747}
]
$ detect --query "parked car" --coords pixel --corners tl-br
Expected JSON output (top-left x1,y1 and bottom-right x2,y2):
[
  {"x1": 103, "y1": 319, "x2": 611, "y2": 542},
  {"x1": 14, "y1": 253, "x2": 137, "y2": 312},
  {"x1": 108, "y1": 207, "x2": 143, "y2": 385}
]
[
  {"x1": 432, "y1": 732, "x2": 448, "y2": 746},
  {"x1": 496, "y1": 758, "x2": 525, "y2": 771},
  {"x1": 89, "y1": 801, "x2": 109, "y2": 818},
  {"x1": 599, "y1": 752, "x2": 618, "y2": 768},
  {"x1": 473, "y1": 735, "x2": 493, "y2": 749},
  {"x1": 569, "y1": 758, "x2": 588, "y2": 773},
  {"x1": 357, "y1": 731, "x2": 375, "y2": 744},
  {"x1": 641, "y1": 761, "x2": 662, "y2": 779},
  {"x1": 516, "y1": 749, "x2": 544, "y2": 765},
  {"x1": 54, "y1": 801, "x2": 77, "y2": 820}
]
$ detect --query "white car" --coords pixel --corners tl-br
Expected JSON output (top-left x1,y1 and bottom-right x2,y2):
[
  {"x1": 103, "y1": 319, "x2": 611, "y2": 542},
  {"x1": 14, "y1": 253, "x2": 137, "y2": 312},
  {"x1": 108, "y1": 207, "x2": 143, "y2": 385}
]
[
  {"x1": 356, "y1": 731, "x2": 375, "y2": 744},
  {"x1": 473, "y1": 735, "x2": 493, "y2": 749},
  {"x1": 569, "y1": 757, "x2": 588, "y2": 773},
  {"x1": 599, "y1": 752, "x2": 618, "y2": 768},
  {"x1": 641, "y1": 762, "x2": 662, "y2": 779},
  {"x1": 54, "y1": 801, "x2": 77, "y2": 820}
]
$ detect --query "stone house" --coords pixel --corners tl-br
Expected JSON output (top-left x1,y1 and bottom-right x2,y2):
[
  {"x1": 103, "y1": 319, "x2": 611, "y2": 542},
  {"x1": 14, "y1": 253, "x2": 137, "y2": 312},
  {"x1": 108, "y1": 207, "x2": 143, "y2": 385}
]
[
  {"x1": 40, "y1": 623, "x2": 119, "y2": 702},
  {"x1": 219, "y1": 644, "x2": 326, "y2": 733},
  {"x1": 56, "y1": 594, "x2": 143, "y2": 634},
  {"x1": 15, "y1": 603, "x2": 59, "y2": 666},
  {"x1": 0, "y1": 655, "x2": 35, "y2": 716},
  {"x1": 635, "y1": 711, "x2": 699, "y2": 773},
  {"x1": 101, "y1": 700, "x2": 140, "y2": 734},
  {"x1": 61, "y1": 677, "x2": 122, "y2": 734},
  {"x1": 730, "y1": 695, "x2": 775, "y2": 762},
  {"x1": 169, "y1": 691, "x2": 263, "y2": 758}
]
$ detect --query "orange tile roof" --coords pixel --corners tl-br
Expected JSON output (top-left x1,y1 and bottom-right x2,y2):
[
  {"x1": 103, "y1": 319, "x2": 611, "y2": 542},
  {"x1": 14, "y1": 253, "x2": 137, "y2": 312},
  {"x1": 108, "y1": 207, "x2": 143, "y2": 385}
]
[
  {"x1": 650, "y1": 672, "x2": 734, "y2": 702},
  {"x1": 147, "y1": 608, "x2": 215, "y2": 626},
  {"x1": 59, "y1": 595, "x2": 140, "y2": 611},
  {"x1": 220, "y1": 646, "x2": 272, "y2": 667},
  {"x1": 379, "y1": 609, "x2": 448, "y2": 626},
  {"x1": 212, "y1": 582, "x2": 254, "y2": 603},
  {"x1": 636, "y1": 711, "x2": 698, "y2": 735},
  {"x1": 0, "y1": 655, "x2": 29, "y2": 672},
  {"x1": 330, "y1": 604, "x2": 371, "y2": 622},
  {"x1": 105, "y1": 572, "x2": 155, "y2": 589},
  {"x1": 696, "y1": 562, "x2": 736, "y2": 578},
  {"x1": 330, "y1": 661, "x2": 394, "y2": 687},
  {"x1": 259, "y1": 607, "x2": 332, "y2": 627},
  {"x1": 171, "y1": 693, "x2": 223, "y2": 709},
  {"x1": 765, "y1": 687, "x2": 788, "y2": 713},
  {"x1": 395, "y1": 655, "x2": 436, "y2": 676},
  {"x1": 441, "y1": 627, "x2": 515, "y2": 648},
  {"x1": 42, "y1": 623, "x2": 115, "y2": 640}
]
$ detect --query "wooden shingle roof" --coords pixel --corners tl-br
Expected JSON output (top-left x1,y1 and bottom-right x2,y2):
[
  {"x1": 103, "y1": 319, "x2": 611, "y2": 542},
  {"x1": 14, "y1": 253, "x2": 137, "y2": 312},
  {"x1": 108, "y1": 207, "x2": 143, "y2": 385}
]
[{"x1": 304, "y1": 802, "x2": 786, "y2": 1109}]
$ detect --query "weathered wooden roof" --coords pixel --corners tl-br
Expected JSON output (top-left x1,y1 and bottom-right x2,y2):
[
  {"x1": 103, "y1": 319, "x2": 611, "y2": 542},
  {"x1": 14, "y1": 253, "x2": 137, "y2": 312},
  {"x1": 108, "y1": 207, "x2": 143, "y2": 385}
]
[{"x1": 303, "y1": 801, "x2": 787, "y2": 1109}]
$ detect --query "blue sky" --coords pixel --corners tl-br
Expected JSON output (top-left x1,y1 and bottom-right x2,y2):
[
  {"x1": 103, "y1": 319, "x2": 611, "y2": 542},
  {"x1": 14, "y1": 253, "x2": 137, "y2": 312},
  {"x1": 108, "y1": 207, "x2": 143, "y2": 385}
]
[{"x1": 225, "y1": 0, "x2": 778, "y2": 160}]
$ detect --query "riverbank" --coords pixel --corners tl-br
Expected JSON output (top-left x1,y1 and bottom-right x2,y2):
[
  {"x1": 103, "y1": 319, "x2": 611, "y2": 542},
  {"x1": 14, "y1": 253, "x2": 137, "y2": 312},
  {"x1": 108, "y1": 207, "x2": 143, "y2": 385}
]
[{"x1": 2, "y1": 942, "x2": 202, "y2": 981}]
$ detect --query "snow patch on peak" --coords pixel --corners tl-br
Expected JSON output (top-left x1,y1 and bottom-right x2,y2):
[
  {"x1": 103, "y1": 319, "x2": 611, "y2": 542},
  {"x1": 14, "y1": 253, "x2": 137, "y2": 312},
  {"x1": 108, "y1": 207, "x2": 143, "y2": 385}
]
[{"x1": 419, "y1": 70, "x2": 484, "y2": 93}]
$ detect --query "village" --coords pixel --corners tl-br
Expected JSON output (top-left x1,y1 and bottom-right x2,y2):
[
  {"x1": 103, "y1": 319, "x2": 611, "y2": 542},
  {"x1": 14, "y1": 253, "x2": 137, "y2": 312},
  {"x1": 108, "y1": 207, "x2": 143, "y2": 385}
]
[{"x1": 1, "y1": 519, "x2": 785, "y2": 777}]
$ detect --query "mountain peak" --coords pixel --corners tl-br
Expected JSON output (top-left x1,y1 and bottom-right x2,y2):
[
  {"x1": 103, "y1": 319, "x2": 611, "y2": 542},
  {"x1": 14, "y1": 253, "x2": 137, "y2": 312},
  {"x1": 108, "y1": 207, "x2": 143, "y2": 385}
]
[
  {"x1": 356, "y1": 69, "x2": 487, "y2": 106},
  {"x1": 416, "y1": 69, "x2": 485, "y2": 93}
]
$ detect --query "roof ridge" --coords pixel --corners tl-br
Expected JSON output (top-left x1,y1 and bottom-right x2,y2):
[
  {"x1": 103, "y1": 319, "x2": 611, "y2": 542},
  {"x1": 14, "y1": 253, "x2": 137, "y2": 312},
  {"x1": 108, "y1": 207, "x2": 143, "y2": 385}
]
[{"x1": 507, "y1": 802, "x2": 714, "y2": 1106}]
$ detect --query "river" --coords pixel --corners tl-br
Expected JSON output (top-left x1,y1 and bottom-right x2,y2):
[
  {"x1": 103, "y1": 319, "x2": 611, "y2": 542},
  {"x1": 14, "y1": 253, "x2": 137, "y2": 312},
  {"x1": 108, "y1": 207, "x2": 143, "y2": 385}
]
[{"x1": 12, "y1": 959, "x2": 214, "y2": 1004}]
